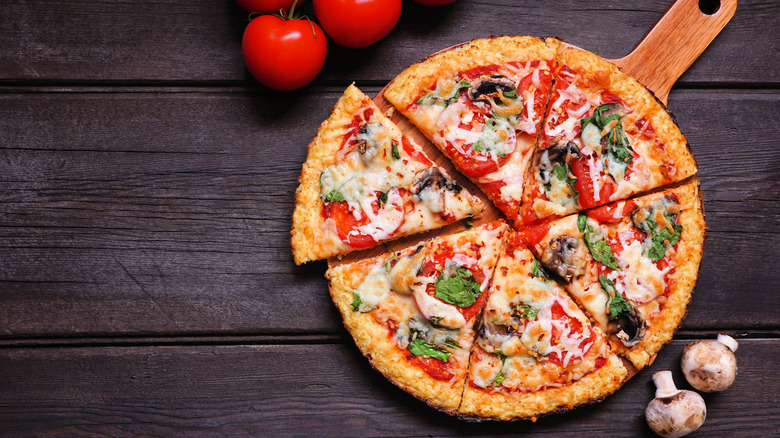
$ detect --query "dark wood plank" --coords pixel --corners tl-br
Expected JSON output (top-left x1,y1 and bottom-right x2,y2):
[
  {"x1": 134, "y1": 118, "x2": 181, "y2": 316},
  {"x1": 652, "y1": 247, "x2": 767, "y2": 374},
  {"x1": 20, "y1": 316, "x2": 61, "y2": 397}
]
[
  {"x1": 0, "y1": 0, "x2": 775, "y2": 85},
  {"x1": 0, "y1": 89, "x2": 777, "y2": 337},
  {"x1": 0, "y1": 339, "x2": 776, "y2": 436}
]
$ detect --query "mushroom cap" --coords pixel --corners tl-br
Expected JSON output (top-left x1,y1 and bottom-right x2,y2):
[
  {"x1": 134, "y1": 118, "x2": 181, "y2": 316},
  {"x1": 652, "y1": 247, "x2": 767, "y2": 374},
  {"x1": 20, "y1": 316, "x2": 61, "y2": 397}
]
[
  {"x1": 681, "y1": 339, "x2": 738, "y2": 392},
  {"x1": 645, "y1": 390, "x2": 706, "y2": 438}
]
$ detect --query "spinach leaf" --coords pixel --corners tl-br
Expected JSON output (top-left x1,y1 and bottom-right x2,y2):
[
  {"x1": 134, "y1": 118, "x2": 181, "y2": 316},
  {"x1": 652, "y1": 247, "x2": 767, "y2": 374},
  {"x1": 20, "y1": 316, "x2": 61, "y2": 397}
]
[
  {"x1": 324, "y1": 190, "x2": 345, "y2": 202},
  {"x1": 351, "y1": 293, "x2": 363, "y2": 312},
  {"x1": 491, "y1": 372, "x2": 506, "y2": 386},
  {"x1": 599, "y1": 275, "x2": 632, "y2": 318},
  {"x1": 391, "y1": 141, "x2": 401, "y2": 160},
  {"x1": 579, "y1": 214, "x2": 620, "y2": 270},
  {"x1": 511, "y1": 302, "x2": 539, "y2": 321},
  {"x1": 435, "y1": 266, "x2": 481, "y2": 308},
  {"x1": 408, "y1": 338, "x2": 451, "y2": 362},
  {"x1": 648, "y1": 223, "x2": 683, "y2": 261}
]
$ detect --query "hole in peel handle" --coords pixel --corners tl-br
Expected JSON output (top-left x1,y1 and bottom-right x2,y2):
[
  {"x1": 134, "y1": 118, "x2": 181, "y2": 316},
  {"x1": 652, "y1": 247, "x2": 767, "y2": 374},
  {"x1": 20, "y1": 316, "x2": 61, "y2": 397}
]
[{"x1": 607, "y1": 0, "x2": 737, "y2": 105}]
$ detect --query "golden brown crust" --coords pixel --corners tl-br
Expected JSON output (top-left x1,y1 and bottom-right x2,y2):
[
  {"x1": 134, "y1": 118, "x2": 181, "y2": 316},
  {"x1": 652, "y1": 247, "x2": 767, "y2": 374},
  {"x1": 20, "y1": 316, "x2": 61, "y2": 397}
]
[
  {"x1": 459, "y1": 353, "x2": 627, "y2": 421},
  {"x1": 621, "y1": 178, "x2": 705, "y2": 369},
  {"x1": 557, "y1": 44, "x2": 698, "y2": 186}
]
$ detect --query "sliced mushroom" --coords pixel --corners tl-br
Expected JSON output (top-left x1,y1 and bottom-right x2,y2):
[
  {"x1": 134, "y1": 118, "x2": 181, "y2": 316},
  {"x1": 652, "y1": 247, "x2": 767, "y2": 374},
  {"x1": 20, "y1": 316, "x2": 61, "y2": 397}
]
[
  {"x1": 388, "y1": 246, "x2": 426, "y2": 295},
  {"x1": 467, "y1": 75, "x2": 516, "y2": 101},
  {"x1": 412, "y1": 167, "x2": 462, "y2": 213},
  {"x1": 540, "y1": 235, "x2": 588, "y2": 283},
  {"x1": 608, "y1": 306, "x2": 646, "y2": 346},
  {"x1": 538, "y1": 141, "x2": 581, "y2": 184},
  {"x1": 596, "y1": 102, "x2": 625, "y2": 118}
]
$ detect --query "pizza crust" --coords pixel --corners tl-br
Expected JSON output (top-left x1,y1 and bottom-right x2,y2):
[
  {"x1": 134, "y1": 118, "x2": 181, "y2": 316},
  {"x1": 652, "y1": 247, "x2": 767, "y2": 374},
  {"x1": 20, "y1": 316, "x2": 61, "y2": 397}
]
[
  {"x1": 459, "y1": 353, "x2": 627, "y2": 421},
  {"x1": 621, "y1": 179, "x2": 705, "y2": 368}
]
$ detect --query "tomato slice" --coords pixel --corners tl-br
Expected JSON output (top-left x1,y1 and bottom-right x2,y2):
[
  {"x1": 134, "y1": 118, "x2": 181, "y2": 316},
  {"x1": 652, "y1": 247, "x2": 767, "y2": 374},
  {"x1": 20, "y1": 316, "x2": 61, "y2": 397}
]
[
  {"x1": 400, "y1": 136, "x2": 432, "y2": 166},
  {"x1": 517, "y1": 223, "x2": 550, "y2": 248},
  {"x1": 409, "y1": 356, "x2": 455, "y2": 381},
  {"x1": 323, "y1": 188, "x2": 406, "y2": 248},
  {"x1": 438, "y1": 98, "x2": 514, "y2": 178},
  {"x1": 588, "y1": 199, "x2": 637, "y2": 224},
  {"x1": 571, "y1": 156, "x2": 617, "y2": 210}
]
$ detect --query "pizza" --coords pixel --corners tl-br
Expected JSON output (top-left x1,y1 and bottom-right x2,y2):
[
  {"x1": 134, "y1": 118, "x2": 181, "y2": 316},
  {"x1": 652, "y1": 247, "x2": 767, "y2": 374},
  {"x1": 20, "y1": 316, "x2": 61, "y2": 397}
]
[
  {"x1": 459, "y1": 229, "x2": 627, "y2": 420},
  {"x1": 384, "y1": 36, "x2": 558, "y2": 224},
  {"x1": 293, "y1": 36, "x2": 707, "y2": 421},
  {"x1": 518, "y1": 179, "x2": 705, "y2": 369},
  {"x1": 291, "y1": 84, "x2": 484, "y2": 265},
  {"x1": 326, "y1": 220, "x2": 507, "y2": 412},
  {"x1": 518, "y1": 43, "x2": 698, "y2": 225}
]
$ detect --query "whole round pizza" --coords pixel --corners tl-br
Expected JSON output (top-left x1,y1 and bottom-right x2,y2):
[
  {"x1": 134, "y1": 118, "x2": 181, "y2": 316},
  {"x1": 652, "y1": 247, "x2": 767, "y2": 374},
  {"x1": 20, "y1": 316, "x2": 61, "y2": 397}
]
[{"x1": 291, "y1": 36, "x2": 705, "y2": 421}]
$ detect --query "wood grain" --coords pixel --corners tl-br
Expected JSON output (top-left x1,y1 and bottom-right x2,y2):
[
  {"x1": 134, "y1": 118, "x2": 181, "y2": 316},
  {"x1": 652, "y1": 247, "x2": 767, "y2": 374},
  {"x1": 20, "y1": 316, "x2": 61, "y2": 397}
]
[
  {"x1": 0, "y1": 339, "x2": 776, "y2": 436},
  {"x1": 0, "y1": 0, "x2": 774, "y2": 85},
  {"x1": 609, "y1": 0, "x2": 738, "y2": 104},
  {"x1": 0, "y1": 90, "x2": 777, "y2": 338}
]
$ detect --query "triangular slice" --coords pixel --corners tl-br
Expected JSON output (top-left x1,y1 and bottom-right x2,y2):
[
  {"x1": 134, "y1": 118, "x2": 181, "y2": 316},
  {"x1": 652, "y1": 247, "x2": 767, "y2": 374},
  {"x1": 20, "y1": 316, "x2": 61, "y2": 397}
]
[
  {"x1": 326, "y1": 220, "x2": 507, "y2": 413},
  {"x1": 384, "y1": 36, "x2": 559, "y2": 223},
  {"x1": 292, "y1": 84, "x2": 484, "y2": 264},
  {"x1": 518, "y1": 179, "x2": 705, "y2": 368},
  {"x1": 517, "y1": 44, "x2": 698, "y2": 226},
  {"x1": 460, "y1": 229, "x2": 627, "y2": 420}
]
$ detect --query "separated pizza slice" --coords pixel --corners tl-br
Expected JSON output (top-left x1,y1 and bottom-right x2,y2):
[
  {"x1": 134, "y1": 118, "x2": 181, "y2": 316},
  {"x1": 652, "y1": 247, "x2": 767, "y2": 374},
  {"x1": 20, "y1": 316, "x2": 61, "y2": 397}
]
[
  {"x1": 326, "y1": 220, "x2": 507, "y2": 413},
  {"x1": 291, "y1": 84, "x2": 484, "y2": 264},
  {"x1": 384, "y1": 36, "x2": 559, "y2": 223},
  {"x1": 519, "y1": 179, "x2": 705, "y2": 369},
  {"x1": 518, "y1": 43, "x2": 698, "y2": 226},
  {"x1": 459, "y1": 229, "x2": 627, "y2": 420}
]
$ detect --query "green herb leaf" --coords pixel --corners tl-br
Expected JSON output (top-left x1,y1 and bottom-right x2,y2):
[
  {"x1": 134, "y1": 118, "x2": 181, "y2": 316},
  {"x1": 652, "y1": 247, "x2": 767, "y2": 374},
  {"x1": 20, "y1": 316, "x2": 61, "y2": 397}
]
[
  {"x1": 471, "y1": 141, "x2": 483, "y2": 152},
  {"x1": 585, "y1": 237, "x2": 620, "y2": 270},
  {"x1": 435, "y1": 266, "x2": 481, "y2": 308},
  {"x1": 511, "y1": 302, "x2": 539, "y2": 321},
  {"x1": 532, "y1": 258, "x2": 540, "y2": 278},
  {"x1": 324, "y1": 190, "x2": 345, "y2": 202},
  {"x1": 491, "y1": 372, "x2": 506, "y2": 386},
  {"x1": 391, "y1": 141, "x2": 401, "y2": 160},
  {"x1": 577, "y1": 212, "x2": 588, "y2": 233},
  {"x1": 408, "y1": 338, "x2": 451, "y2": 362},
  {"x1": 378, "y1": 191, "x2": 388, "y2": 206},
  {"x1": 445, "y1": 339, "x2": 461, "y2": 350},
  {"x1": 648, "y1": 223, "x2": 683, "y2": 261},
  {"x1": 599, "y1": 275, "x2": 632, "y2": 318},
  {"x1": 351, "y1": 293, "x2": 362, "y2": 312},
  {"x1": 502, "y1": 88, "x2": 519, "y2": 99},
  {"x1": 462, "y1": 216, "x2": 474, "y2": 230}
]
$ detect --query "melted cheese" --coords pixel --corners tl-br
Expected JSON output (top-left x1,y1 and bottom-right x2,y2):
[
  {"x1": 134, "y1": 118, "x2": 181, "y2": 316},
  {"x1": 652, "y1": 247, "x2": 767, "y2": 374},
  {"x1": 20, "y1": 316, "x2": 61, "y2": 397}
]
[{"x1": 613, "y1": 233, "x2": 674, "y2": 305}]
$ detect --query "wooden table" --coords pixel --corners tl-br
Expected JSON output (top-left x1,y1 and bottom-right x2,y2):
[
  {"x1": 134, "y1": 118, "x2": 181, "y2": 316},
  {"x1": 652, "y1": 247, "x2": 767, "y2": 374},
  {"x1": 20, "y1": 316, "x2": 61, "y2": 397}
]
[{"x1": 1, "y1": 0, "x2": 777, "y2": 435}]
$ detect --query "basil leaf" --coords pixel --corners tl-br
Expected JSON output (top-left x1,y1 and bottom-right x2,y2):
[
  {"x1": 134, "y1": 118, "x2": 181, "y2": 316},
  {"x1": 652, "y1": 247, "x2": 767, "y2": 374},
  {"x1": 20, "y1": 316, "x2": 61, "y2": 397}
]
[
  {"x1": 444, "y1": 339, "x2": 461, "y2": 350},
  {"x1": 491, "y1": 372, "x2": 506, "y2": 386},
  {"x1": 324, "y1": 190, "x2": 345, "y2": 202},
  {"x1": 511, "y1": 302, "x2": 539, "y2": 321},
  {"x1": 577, "y1": 212, "x2": 588, "y2": 233},
  {"x1": 391, "y1": 141, "x2": 401, "y2": 160},
  {"x1": 648, "y1": 223, "x2": 683, "y2": 261},
  {"x1": 350, "y1": 293, "x2": 362, "y2": 312},
  {"x1": 435, "y1": 267, "x2": 481, "y2": 308},
  {"x1": 408, "y1": 338, "x2": 451, "y2": 362},
  {"x1": 585, "y1": 236, "x2": 620, "y2": 270},
  {"x1": 599, "y1": 275, "x2": 632, "y2": 318},
  {"x1": 532, "y1": 258, "x2": 540, "y2": 278},
  {"x1": 502, "y1": 88, "x2": 519, "y2": 99}
]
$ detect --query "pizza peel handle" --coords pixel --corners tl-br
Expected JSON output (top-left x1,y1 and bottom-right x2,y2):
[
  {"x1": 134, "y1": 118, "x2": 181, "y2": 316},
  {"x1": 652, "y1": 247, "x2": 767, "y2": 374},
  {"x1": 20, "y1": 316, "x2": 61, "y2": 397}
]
[{"x1": 608, "y1": 0, "x2": 737, "y2": 104}]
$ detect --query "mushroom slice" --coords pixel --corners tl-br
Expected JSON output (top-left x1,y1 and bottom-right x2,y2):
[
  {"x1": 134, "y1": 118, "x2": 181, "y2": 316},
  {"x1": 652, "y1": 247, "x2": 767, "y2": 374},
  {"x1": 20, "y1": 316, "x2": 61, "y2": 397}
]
[
  {"x1": 538, "y1": 141, "x2": 581, "y2": 184},
  {"x1": 411, "y1": 167, "x2": 462, "y2": 214},
  {"x1": 608, "y1": 306, "x2": 646, "y2": 346},
  {"x1": 596, "y1": 102, "x2": 625, "y2": 118},
  {"x1": 540, "y1": 235, "x2": 588, "y2": 283},
  {"x1": 467, "y1": 75, "x2": 517, "y2": 101},
  {"x1": 388, "y1": 246, "x2": 426, "y2": 295}
]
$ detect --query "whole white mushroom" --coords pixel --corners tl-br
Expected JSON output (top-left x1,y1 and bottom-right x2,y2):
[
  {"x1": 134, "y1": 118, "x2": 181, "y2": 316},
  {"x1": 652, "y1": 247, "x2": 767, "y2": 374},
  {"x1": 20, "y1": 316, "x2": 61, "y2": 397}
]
[
  {"x1": 681, "y1": 334, "x2": 738, "y2": 392},
  {"x1": 645, "y1": 371, "x2": 706, "y2": 437}
]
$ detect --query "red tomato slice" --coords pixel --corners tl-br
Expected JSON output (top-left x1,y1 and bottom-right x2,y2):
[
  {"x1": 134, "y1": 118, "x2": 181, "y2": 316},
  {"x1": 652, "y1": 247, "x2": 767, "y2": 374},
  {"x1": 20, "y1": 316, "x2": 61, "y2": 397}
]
[
  {"x1": 571, "y1": 156, "x2": 617, "y2": 210},
  {"x1": 409, "y1": 356, "x2": 455, "y2": 381},
  {"x1": 323, "y1": 189, "x2": 406, "y2": 248},
  {"x1": 517, "y1": 223, "x2": 550, "y2": 248},
  {"x1": 588, "y1": 200, "x2": 637, "y2": 224}
]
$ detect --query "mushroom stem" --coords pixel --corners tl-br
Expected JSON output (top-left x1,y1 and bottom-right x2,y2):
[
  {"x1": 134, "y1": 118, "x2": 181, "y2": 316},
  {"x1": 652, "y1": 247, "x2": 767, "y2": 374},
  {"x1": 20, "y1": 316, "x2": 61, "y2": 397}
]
[
  {"x1": 652, "y1": 371, "x2": 681, "y2": 398},
  {"x1": 717, "y1": 334, "x2": 739, "y2": 352}
]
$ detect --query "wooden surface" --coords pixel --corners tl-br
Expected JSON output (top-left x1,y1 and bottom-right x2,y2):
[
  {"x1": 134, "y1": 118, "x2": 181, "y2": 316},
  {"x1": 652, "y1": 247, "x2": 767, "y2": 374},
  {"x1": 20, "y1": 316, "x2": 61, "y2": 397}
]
[{"x1": 0, "y1": 0, "x2": 778, "y2": 436}]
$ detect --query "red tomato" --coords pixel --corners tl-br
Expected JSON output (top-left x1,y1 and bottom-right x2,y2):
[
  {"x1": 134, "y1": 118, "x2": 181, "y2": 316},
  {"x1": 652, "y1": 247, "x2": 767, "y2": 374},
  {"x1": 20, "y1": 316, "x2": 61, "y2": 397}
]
[
  {"x1": 412, "y1": 0, "x2": 456, "y2": 5},
  {"x1": 588, "y1": 199, "x2": 637, "y2": 224},
  {"x1": 242, "y1": 14, "x2": 327, "y2": 91},
  {"x1": 313, "y1": 0, "x2": 402, "y2": 49},
  {"x1": 235, "y1": 0, "x2": 304, "y2": 13},
  {"x1": 323, "y1": 200, "x2": 375, "y2": 248},
  {"x1": 571, "y1": 157, "x2": 616, "y2": 210}
]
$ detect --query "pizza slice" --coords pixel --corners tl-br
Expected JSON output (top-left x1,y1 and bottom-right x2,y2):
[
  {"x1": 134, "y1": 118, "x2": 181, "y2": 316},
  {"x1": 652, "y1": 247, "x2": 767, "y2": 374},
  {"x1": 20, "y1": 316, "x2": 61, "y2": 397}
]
[
  {"x1": 291, "y1": 84, "x2": 484, "y2": 264},
  {"x1": 384, "y1": 36, "x2": 559, "y2": 224},
  {"x1": 518, "y1": 44, "x2": 698, "y2": 226},
  {"x1": 459, "y1": 229, "x2": 627, "y2": 420},
  {"x1": 519, "y1": 179, "x2": 705, "y2": 368},
  {"x1": 326, "y1": 220, "x2": 507, "y2": 412}
]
